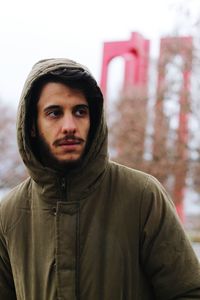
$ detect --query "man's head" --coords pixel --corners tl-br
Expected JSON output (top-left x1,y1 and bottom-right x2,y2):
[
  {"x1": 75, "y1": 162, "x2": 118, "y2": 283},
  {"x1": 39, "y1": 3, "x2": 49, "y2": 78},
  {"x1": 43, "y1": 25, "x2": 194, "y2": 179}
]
[
  {"x1": 26, "y1": 67, "x2": 103, "y2": 171},
  {"x1": 32, "y1": 81, "x2": 90, "y2": 170}
]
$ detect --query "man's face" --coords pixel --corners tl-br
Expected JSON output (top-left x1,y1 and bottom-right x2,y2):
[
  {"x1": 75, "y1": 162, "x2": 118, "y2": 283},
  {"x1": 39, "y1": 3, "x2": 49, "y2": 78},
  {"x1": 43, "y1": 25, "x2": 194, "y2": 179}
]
[{"x1": 36, "y1": 82, "x2": 90, "y2": 167}]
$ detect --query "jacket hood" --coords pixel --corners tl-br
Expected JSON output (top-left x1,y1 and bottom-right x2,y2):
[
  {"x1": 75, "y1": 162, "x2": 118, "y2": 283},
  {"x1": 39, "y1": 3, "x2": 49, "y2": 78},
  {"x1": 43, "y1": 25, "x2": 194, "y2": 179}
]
[{"x1": 17, "y1": 58, "x2": 108, "y2": 200}]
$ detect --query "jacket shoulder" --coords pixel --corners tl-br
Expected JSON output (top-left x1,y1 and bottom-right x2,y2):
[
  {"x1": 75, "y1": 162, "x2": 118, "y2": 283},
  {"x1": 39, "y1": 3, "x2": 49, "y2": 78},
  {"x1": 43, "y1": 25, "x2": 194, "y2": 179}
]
[
  {"x1": 0, "y1": 178, "x2": 32, "y2": 234},
  {"x1": 108, "y1": 161, "x2": 175, "y2": 215},
  {"x1": 109, "y1": 160, "x2": 156, "y2": 193}
]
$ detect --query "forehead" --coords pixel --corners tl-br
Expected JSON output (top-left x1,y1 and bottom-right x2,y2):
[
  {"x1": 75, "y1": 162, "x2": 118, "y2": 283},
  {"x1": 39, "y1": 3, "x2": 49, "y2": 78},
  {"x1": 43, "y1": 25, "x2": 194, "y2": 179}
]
[{"x1": 37, "y1": 82, "x2": 88, "y2": 109}]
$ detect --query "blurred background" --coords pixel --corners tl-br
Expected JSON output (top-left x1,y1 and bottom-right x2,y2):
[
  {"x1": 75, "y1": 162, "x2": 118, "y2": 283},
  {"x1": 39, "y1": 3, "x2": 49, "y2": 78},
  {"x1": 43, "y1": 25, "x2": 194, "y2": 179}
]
[{"x1": 0, "y1": 0, "x2": 200, "y2": 257}]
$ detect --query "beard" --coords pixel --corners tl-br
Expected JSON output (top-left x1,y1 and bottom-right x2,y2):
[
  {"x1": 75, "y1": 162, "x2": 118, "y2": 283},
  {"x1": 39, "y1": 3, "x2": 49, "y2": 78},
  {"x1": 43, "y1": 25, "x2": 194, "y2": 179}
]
[{"x1": 35, "y1": 131, "x2": 86, "y2": 173}]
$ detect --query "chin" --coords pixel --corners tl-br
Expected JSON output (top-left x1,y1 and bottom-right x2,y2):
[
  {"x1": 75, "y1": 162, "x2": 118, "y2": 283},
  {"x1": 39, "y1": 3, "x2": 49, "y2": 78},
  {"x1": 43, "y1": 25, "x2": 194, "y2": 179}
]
[
  {"x1": 54, "y1": 157, "x2": 83, "y2": 171},
  {"x1": 58, "y1": 155, "x2": 81, "y2": 162}
]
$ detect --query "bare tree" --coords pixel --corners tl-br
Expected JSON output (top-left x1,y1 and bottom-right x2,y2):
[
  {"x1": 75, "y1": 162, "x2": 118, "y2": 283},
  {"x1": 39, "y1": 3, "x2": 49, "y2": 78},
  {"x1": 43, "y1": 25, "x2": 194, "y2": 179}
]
[{"x1": 0, "y1": 102, "x2": 27, "y2": 189}]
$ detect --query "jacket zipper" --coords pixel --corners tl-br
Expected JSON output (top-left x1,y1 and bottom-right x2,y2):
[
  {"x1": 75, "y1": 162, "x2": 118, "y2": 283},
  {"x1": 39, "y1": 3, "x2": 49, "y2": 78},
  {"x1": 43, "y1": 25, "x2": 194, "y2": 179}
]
[
  {"x1": 60, "y1": 176, "x2": 80, "y2": 298},
  {"x1": 60, "y1": 177, "x2": 67, "y2": 201}
]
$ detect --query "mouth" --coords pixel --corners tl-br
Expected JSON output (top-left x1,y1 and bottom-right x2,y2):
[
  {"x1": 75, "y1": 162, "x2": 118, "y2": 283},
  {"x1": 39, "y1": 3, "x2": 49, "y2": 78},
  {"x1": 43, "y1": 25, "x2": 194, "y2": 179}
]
[
  {"x1": 59, "y1": 140, "x2": 81, "y2": 146},
  {"x1": 54, "y1": 137, "x2": 84, "y2": 147}
]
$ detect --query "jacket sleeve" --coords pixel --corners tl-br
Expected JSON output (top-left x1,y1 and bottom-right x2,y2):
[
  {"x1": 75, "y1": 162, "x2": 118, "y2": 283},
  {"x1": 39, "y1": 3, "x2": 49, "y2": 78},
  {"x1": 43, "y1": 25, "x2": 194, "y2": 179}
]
[
  {"x1": 0, "y1": 205, "x2": 17, "y2": 300},
  {"x1": 140, "y1": 176, "x2": 200, "y2": 300}
]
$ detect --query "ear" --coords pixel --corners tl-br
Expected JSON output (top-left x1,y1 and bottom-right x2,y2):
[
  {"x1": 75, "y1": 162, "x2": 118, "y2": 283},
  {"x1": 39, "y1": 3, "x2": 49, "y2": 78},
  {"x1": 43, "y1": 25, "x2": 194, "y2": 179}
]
[{"x1": 31, "y1": 123, "x2": 36, "y2": 137}]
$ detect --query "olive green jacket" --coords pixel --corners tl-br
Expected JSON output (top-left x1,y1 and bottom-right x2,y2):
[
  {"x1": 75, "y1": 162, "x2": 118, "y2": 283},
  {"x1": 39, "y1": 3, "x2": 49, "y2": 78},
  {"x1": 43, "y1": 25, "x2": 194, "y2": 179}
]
[{"x1": 0, "y1": 59, "x2": 200, "y2": 300}]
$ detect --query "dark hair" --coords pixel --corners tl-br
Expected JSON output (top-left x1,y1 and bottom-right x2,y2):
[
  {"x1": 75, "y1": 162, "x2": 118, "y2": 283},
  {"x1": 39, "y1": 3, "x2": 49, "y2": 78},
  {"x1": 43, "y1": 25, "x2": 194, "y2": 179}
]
[{"x1": 25, "y1": 68, "x2": 103, "y2": 153}]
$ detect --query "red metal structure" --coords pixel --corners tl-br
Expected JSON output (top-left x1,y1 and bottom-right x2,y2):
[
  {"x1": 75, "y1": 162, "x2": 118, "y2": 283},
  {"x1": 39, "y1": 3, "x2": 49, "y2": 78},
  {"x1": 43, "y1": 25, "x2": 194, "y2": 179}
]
[
  {"x1": 154, "y1": 37, "x2": 193, "y2": 221},
  {"x1": 100, "y1": 32, "x2": 150, "y2": 97},
  {"x1": 100, "y1": 33, "x2": 193, "y2": 222},
  {"x1": 100, "y1": 32, "x2": 150, "y2": 159}
]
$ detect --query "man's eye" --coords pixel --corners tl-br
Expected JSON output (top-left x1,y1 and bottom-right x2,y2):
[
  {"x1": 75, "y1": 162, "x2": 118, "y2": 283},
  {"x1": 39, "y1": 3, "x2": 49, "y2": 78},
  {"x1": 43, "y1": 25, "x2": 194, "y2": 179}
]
[
  {"x1": 74, "y1": 107, "x2": 89, "y2": 117},
  {"x1": 46, "y1": 110, "x2": 61, "y2": 118}
]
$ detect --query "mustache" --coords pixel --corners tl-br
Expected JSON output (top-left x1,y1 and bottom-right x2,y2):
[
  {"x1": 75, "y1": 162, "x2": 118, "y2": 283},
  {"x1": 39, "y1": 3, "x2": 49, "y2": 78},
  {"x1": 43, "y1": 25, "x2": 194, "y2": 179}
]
[{"x1": 53, "y1": 135, "x2": 85, "y2": 147}]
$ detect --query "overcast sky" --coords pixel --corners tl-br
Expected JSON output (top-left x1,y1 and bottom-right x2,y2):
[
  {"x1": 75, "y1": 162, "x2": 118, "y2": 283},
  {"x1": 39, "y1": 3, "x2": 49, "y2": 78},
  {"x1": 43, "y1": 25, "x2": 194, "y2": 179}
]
[{"x1": 0, "y1": 0, "x2": 199, "y2": 106}]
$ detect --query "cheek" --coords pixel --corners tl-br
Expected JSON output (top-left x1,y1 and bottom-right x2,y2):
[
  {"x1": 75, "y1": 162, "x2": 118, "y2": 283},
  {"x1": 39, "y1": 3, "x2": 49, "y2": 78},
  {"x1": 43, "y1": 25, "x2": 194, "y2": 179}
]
[
  {"x1": 37, "y1": 122, "x2": 52, "y2": 142},
  {"x1": 38, "y1": 118, "x2": 56, "y2": 138},
  {"x1": 84, "y1": 121, "x2": 90, "y2": 138},
  {"x1": 78, "y1": 119, "x2": 90, "y2": 137},
  {"x1": 86, "y1": 119, "x2": 90, "y2": 133},
  {"x1": 37, "y1": 117, "x2": 44, "y2": 135}
]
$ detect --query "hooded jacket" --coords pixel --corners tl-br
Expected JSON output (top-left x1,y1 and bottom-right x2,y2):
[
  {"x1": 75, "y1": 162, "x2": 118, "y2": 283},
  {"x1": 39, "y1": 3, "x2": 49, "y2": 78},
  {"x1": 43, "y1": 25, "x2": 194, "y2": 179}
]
[{"x1": 0, "y1": 58, "x2": 200, "y2": 300}]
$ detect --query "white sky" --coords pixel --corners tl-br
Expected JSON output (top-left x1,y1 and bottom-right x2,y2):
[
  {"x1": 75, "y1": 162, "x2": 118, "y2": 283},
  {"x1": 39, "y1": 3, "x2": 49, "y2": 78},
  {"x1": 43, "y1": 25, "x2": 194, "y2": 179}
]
[{"x1": 0, "y1": 0, "x2": 199, "y2": 106}]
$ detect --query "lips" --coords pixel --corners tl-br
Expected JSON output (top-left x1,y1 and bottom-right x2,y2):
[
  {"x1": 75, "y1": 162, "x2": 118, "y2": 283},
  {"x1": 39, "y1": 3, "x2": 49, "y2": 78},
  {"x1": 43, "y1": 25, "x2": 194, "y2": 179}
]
[
  {"x1": 59, "y1": 139, "x2": 81, "y2": 146},
  {"x1": 54, "y1": 137, "x2": 84, "y2": 147}
]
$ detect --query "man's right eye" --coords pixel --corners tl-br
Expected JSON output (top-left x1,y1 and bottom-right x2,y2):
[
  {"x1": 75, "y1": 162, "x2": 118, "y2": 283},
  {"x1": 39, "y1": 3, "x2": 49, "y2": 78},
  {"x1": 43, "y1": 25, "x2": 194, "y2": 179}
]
[{"x1": 46, "y1": 110, "x2": 61, "y2": 118}]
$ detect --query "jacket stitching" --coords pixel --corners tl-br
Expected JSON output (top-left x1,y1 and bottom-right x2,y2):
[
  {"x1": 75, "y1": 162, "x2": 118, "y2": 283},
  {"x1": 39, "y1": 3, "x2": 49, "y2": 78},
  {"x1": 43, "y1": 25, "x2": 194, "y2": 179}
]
[
  {"x1": 75, "y1": 205, "x2": 80, "y2": 300},
  {"x1": 0, "y1": 204, "x2": 5, "y2": 237}
]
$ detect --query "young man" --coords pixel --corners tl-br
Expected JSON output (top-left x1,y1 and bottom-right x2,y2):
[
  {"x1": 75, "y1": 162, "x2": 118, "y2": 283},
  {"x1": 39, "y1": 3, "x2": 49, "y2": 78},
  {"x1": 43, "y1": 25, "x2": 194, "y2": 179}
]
[{"x1": 0, "y1": 58, "x2": 200, "y2": 300}]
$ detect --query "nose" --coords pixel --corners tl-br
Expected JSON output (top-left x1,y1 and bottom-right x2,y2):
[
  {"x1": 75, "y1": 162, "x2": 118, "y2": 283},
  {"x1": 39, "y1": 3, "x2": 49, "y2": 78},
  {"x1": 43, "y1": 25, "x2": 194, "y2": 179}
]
[{"x1": 61, "y1": 114, "x2": 77, "y2": 135}]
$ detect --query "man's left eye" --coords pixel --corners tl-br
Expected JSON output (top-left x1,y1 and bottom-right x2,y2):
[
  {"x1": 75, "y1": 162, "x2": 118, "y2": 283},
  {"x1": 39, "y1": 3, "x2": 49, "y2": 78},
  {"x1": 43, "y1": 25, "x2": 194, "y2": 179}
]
[
  {"x1": 74, "y1": 107, "x2": 89, "y2": 117},
  {"x1": 47, "y1": 110, "x2": 61, "y2": 118}
]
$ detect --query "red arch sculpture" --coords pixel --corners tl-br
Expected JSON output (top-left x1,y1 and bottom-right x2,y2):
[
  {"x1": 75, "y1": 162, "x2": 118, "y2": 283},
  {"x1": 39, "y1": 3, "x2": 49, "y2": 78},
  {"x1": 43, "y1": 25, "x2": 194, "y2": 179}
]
[
  {"x1": 100, "y1": 32, "x2": 150, "y2": 98},
  {"x1": 154, "y1": 36, "x2": 193, "y2": 222},
  {"x1": 100, "y1": 33, "x2": 193, "y2": 222}
]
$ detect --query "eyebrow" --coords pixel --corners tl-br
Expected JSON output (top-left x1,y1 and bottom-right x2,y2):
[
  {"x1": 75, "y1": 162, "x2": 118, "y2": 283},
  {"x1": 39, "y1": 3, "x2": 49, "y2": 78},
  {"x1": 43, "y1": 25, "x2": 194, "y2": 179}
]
[
  {"x1": 75, "y1": 104, "x2": 89, "y2": 109},
  {"x1": 43, "y1": 104, "x2": 89, "y2": 113},
  {"x1": 43, "y1": 105, "x2": 61, "y2": 113}
]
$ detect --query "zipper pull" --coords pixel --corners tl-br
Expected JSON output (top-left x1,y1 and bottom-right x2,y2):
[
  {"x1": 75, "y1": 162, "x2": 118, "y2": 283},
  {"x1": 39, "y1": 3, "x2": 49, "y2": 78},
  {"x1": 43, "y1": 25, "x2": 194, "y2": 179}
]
[
  {"x1": 60, "y1": 177, "x2": 67, "y2": 201},
  {"x1": 61, "y1": 177, "x2": 66, "y2": 190}
]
